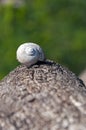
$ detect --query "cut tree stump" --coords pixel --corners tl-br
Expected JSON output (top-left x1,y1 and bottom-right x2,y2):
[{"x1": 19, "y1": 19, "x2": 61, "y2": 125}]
[{"x1": 0, "y1": 60, "x2": 86, "y2": 130}]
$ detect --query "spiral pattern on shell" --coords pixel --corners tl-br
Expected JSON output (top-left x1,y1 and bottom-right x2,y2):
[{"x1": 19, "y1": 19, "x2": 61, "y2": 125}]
[{"x1": 16, "y1": 42, "x2": 45, "y2": 67}]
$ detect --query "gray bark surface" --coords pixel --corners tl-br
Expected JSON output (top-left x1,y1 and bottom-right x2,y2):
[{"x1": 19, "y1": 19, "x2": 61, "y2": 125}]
[{"x1": 0, "y1": 60, "x2": 86, "y2": 130}]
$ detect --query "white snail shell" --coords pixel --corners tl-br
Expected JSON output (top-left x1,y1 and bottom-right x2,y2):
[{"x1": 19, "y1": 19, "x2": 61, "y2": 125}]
[{"x1": 16, "y1": 42, "x2": 45, "y2": 67}]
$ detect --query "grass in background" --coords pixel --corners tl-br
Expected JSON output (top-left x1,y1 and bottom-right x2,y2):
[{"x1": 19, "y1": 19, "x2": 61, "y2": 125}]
[{"x1": 0, "y1": 0, "x2": 86, "y2": 79}]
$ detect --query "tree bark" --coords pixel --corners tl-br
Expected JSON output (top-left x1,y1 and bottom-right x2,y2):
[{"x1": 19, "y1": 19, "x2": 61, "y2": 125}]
[{"x1": 0, "y1": 60, "x2": 86, "y2": 130}]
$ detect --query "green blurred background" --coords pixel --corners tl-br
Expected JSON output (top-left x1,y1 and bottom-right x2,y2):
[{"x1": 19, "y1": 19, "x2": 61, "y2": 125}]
[{"x1": 0, "y1": 0, "x2": 86, "y2": 79}]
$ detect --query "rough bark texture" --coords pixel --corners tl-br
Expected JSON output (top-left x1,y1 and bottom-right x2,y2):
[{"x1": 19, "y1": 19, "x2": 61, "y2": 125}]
[{"x1": 0, "y1": 60, "x2": 86, "y2": 130}]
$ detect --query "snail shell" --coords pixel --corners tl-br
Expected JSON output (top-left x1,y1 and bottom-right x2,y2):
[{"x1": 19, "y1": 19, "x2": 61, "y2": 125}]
[{"x1": 16, "y1": 42, "x2": 45, "y2": 67}]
